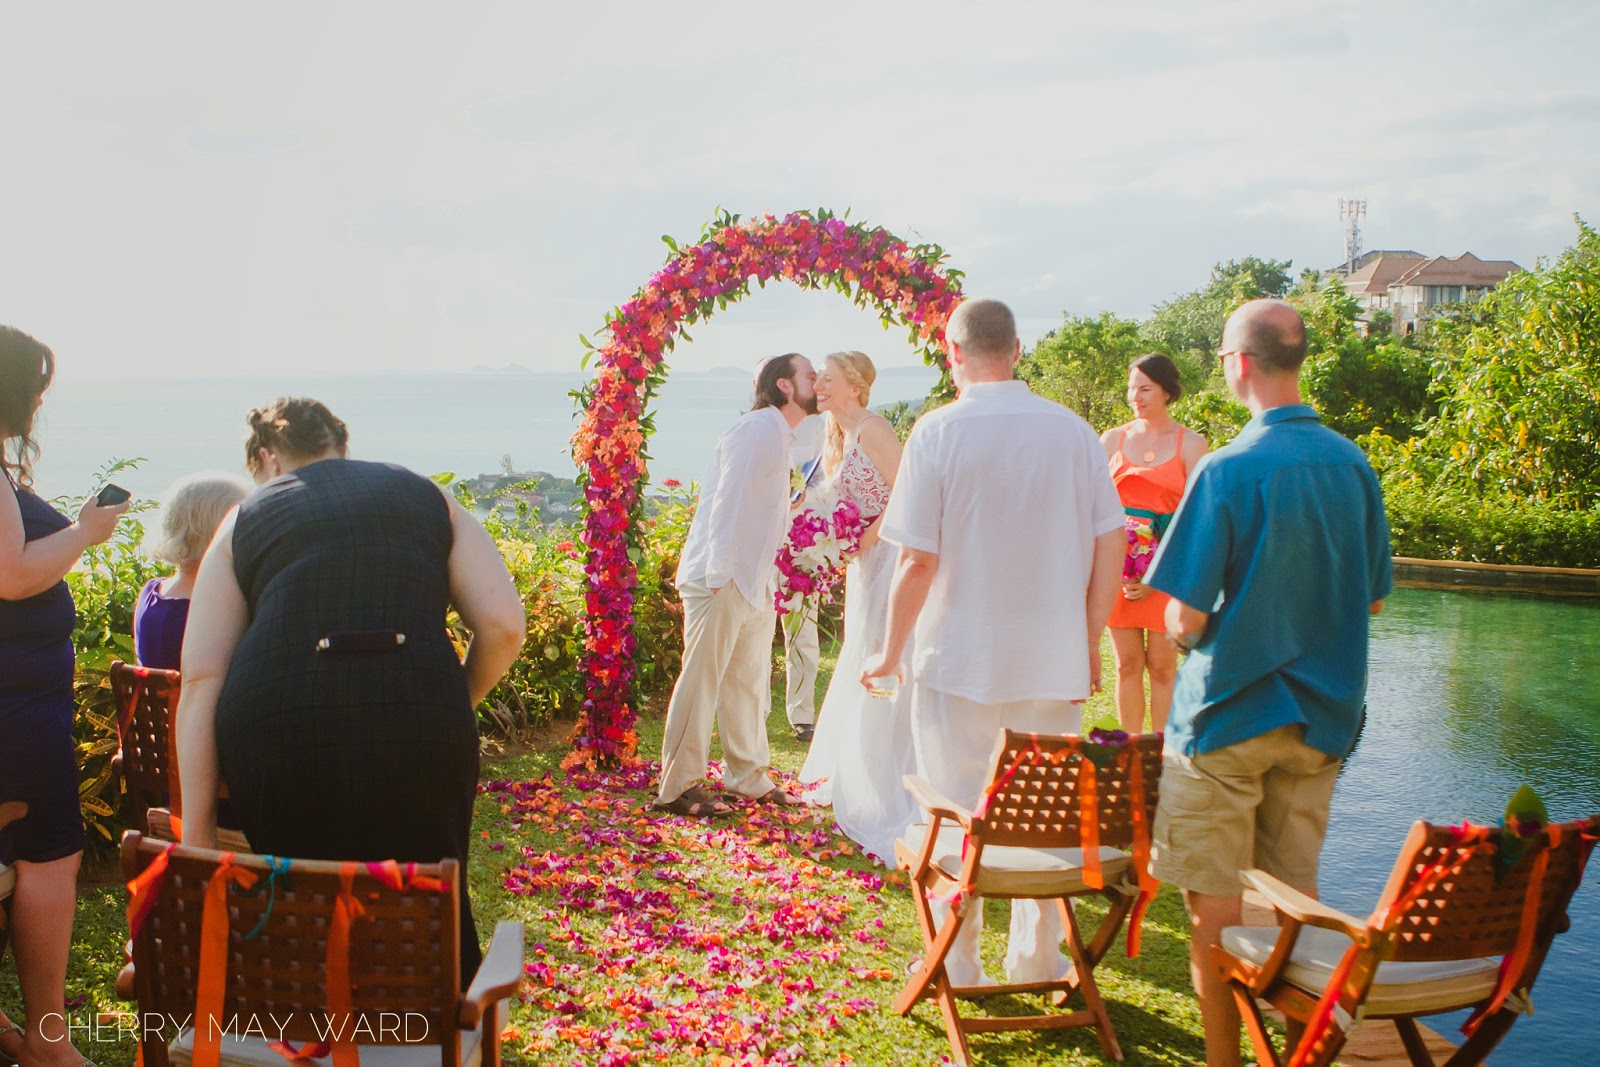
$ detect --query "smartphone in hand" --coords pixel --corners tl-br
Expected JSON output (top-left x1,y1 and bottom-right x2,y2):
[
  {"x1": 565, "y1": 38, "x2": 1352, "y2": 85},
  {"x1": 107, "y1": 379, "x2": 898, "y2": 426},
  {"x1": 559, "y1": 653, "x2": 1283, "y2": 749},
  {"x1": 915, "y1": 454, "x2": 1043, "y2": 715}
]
[{"x1": 94, "y1": 484, "x2": 131, "y2": 506}]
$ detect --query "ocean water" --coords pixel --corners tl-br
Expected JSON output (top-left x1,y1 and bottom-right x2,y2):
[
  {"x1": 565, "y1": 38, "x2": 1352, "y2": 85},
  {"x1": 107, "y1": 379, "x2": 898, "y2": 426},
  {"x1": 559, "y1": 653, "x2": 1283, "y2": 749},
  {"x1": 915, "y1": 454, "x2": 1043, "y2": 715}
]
[{"x1": 26, "y1": 365, "x2": 942, "y2": 514}]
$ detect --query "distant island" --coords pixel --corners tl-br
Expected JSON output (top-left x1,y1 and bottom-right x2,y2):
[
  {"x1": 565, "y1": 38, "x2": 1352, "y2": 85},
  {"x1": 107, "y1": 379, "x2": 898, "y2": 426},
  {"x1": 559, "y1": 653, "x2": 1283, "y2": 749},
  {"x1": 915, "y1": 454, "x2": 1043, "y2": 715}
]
[
  {"x1": 455, "y1": 458, "x2": 580, "y2": 526},
  {"x1": 453, "y1": 455, "x2": 681, "y2": 530}
]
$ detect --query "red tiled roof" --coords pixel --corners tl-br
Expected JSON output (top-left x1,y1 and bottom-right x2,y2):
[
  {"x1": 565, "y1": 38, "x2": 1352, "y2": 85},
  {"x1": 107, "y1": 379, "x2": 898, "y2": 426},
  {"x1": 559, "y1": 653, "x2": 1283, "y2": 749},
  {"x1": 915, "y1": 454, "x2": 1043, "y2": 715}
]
[
  {"x1": 1344, "y1": 252, "x2": 1432, "y2": 295},
  {"x1": 1391, "y1": 252, "x2": 1521, "y2": 289}
]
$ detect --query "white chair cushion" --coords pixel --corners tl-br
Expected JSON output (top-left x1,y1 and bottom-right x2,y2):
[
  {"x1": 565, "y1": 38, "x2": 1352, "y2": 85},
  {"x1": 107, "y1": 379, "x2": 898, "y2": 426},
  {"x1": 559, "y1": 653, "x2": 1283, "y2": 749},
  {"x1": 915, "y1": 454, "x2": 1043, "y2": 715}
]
[
  {"x1": 168, "y1": 1024, "x2": 482, "y2": 1067},
  {"x1": 0, "y1": 863, "x2": 15, "y2": 901},
  {"x1": 1221, "y1": 924, "x2": 1502, "y2": 1016},
  {"x1": 898, "y1": 823, "x2": 1132, "y2": 897}
]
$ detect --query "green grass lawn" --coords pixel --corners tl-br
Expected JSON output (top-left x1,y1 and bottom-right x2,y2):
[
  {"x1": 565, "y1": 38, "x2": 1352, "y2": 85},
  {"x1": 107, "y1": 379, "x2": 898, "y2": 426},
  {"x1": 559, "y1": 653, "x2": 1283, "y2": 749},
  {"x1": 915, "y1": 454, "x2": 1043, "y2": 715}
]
[{"x1": 3, "y1": 634, "x2": 1240, "y2": 1066}]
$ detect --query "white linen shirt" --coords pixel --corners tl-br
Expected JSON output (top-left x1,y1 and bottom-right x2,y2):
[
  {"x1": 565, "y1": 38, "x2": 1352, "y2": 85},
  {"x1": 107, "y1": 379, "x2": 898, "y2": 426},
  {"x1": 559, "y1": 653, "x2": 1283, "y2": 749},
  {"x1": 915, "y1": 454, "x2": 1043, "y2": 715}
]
[
  {"x1": 676, "y1": 406, "x2": 794, "y2": 609},
  {"x1": 879, "y1": 380, "x2": 1124, "y2": 703}
]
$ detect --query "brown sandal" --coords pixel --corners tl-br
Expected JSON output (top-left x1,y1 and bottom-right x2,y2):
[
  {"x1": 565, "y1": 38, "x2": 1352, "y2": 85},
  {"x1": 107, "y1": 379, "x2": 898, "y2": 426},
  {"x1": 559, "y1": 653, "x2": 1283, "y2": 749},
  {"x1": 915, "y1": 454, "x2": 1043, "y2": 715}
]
[
  {"x1": 749, "y1": 787, "x2": 805, "y2": 807},
  {"x1": 652, "y1": 785, "x2": 733, "y2": 819}
]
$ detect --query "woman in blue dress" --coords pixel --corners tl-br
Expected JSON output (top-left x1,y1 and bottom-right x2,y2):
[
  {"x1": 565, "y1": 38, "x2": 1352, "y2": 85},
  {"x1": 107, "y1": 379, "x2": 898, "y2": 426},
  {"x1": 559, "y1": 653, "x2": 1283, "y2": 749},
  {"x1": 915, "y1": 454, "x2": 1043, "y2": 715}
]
[{"x1": 0, "y1": 325, "x2": 128, "y2": 1067}]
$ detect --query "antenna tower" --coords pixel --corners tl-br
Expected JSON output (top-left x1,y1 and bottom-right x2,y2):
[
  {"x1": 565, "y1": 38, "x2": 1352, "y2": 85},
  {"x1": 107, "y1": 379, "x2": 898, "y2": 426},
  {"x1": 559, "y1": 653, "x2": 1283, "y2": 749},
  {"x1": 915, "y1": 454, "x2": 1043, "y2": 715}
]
[{"x1": 1339, "y1": 197, "x2": 1366, "y2": 275}]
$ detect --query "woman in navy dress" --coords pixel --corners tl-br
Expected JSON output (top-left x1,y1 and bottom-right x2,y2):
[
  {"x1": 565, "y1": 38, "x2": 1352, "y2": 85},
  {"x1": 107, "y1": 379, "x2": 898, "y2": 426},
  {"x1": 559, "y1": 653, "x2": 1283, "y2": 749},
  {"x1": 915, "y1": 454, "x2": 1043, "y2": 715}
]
[
  {"x1": 173, "y1": 398, "x2": 526, "y2": 984},
  {"x1": 0, "y1": 326, "x2": 128, "y2": 1067}
]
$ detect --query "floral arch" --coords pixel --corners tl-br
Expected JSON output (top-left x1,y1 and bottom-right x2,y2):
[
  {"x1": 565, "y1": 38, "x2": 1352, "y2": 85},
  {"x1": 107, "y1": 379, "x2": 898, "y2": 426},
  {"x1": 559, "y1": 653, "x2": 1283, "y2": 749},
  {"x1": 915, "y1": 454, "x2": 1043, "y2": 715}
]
[{"x1": 568, "y1": 209, "x2": 964, "y2": 767}]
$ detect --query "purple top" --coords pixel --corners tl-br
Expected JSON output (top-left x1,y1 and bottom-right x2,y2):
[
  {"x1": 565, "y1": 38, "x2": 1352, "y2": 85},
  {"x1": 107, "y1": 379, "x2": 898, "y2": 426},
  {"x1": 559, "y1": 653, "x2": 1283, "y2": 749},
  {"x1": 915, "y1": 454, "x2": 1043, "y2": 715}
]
[{"x1": 133, "y1": 577, "x2": 189, "y2": 671}]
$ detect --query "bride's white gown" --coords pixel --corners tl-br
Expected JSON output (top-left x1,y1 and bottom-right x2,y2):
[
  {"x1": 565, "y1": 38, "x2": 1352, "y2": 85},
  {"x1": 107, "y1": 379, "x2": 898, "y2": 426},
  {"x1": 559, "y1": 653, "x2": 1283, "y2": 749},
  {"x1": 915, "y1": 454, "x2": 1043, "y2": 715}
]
[{"x1": 800, "y1": 434, "x2": 918, "y2": 865}]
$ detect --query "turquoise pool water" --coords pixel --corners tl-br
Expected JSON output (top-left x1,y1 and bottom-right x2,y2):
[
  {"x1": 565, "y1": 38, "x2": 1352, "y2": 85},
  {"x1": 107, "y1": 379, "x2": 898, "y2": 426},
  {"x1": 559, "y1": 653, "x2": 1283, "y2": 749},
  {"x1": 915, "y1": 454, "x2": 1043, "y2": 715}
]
[{"x1": 1320, "y1": 586, "x2": 1599, "y2": 1064}]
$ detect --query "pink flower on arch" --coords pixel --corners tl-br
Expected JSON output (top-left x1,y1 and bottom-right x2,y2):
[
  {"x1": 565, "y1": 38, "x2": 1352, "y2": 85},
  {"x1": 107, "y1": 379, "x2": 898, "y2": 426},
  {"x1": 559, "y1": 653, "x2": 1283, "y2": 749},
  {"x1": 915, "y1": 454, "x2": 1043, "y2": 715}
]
[{"x1": 568, "y1": 210, "x2": 962, "y2": 767}]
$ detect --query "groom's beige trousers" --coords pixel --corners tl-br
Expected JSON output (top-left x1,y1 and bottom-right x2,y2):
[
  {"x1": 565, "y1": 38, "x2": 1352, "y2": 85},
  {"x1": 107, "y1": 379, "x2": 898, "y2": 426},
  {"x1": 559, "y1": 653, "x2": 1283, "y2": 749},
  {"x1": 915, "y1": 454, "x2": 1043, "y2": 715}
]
[
  {"x1": 912, "y1": 686, "x2": 1082, "y2": 985},
  {"x1": 657, "y1": 583, "x2": 777, "y2": 804}
]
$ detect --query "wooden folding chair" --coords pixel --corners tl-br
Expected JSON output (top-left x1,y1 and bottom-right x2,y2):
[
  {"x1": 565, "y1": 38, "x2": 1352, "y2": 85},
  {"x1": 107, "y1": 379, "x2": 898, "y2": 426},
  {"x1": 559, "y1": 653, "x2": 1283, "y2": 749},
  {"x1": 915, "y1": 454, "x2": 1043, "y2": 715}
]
[
  {"x1": 118, "y1": 832, "x2": 524, "y2": 1067},
  {"x1": 0, "y1": 800, "x2": 25, "y2": 965},
  {"x1": 893, "y1": 729, "x2": 1162, "y2": 1065},
  {"x1": 1215, "y1": 814, "x2": 1600, "y2": 1067},
  {"x1": 110, "y1": 660, "x2": 181, "y2": 836},
  {"x1": 110, "y1": 661, "x2": 250, "y2": 851}
]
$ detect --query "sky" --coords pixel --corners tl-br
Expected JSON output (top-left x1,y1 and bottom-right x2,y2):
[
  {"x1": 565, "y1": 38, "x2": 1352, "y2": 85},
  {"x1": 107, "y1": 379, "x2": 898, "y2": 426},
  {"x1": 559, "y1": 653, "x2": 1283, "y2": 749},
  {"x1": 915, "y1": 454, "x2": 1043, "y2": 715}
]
[{"x1": 2, "y1": 0, "x2": 1596, "y2": 383}]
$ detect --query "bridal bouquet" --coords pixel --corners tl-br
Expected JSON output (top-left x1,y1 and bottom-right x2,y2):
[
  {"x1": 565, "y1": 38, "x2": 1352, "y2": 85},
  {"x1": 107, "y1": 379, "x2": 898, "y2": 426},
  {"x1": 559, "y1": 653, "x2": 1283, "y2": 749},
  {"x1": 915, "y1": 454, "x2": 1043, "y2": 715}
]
[
  {"x1": 774, "y1": 496, "x2": 865, "y2": 636},
  {"x1": 1123, "y1": 517, "x2": 1159, "y2": 582}
]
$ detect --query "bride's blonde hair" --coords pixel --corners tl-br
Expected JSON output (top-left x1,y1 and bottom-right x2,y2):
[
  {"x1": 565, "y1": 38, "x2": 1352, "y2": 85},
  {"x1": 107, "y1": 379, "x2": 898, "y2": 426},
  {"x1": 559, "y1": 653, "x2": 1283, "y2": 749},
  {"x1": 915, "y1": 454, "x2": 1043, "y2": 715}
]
[{"x1": 822, "y1": 351, "x2": 877, "y2": 476}]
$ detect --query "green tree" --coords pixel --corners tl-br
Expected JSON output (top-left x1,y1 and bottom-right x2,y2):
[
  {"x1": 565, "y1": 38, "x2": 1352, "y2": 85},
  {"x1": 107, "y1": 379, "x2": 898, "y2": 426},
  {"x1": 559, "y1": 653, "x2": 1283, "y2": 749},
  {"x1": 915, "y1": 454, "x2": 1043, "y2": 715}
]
[
  {"x1": 1293, "y1": 277, "x2": 1436, "y2": 442},
  {"x1": 1403, "y1": 217, "x2": 1600, "y2": 506},
  {"x1": 1142, "y1": 256, "x2": 1294, "y2": 367},
  {"x1": 1021, "y1": 311, "x2": 1190, "y2": 430}
]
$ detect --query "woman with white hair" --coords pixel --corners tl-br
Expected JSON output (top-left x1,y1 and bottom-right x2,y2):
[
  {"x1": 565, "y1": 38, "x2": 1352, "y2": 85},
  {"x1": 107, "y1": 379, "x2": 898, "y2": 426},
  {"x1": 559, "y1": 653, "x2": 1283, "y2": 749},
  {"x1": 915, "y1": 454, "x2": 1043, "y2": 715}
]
[{"x1": 133, "y1": 473, "x2": 250, "y2": 669}]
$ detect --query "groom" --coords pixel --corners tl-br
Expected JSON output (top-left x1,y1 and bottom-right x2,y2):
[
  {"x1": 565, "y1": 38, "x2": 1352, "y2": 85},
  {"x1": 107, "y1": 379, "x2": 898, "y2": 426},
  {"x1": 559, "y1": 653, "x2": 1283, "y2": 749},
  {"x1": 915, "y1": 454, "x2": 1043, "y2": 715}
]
[
  {"x1": 864, "y1": 297, "x2": 1125, "y2": 984},
  {"x1": 656, "y1": 353, "x2": 818, "y2": 817}
]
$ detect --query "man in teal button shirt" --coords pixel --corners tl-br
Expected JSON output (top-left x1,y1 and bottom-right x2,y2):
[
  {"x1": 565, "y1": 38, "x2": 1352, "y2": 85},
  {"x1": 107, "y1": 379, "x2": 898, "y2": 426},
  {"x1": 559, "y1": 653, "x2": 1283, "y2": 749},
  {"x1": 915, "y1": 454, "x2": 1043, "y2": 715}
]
[{"x1": 1144, "y1": 299, "x2": 1393, "y2": 1067}]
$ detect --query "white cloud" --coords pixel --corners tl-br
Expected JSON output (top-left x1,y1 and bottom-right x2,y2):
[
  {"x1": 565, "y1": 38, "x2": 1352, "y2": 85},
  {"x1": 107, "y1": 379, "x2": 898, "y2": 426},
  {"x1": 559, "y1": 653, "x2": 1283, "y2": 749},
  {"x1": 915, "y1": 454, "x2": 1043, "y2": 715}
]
[{"x1": 0, "y1": 0, "x2": 1595, "y2": 381}]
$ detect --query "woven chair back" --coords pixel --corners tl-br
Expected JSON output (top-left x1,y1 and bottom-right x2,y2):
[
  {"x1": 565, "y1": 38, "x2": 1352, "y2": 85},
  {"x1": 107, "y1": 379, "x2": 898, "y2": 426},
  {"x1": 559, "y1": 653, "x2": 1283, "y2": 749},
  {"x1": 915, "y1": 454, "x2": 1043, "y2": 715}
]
[
  {"x1": 110, "y1": 661, "x2": 181, "y2": 831},
  {"x1": 973, "y1": 730, "x2": 1162, "y2": 851},
  {"x1": 121, "y1": 833, "x2": 462, "y2": 1048},
  {"x1": 1375, "y1": 816, "x2": 1600, "y2": 963}
]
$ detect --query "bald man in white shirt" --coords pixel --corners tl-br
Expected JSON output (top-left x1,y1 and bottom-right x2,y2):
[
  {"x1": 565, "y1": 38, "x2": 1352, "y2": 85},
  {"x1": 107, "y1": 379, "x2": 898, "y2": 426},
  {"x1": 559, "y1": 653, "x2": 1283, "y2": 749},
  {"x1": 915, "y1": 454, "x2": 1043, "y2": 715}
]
[
  {"x1": 656, "y1": 354, "x2": 819, "y2": 817},
  {"x1": 864, "y1": 298, "x2": 1125, "y2": 985}
]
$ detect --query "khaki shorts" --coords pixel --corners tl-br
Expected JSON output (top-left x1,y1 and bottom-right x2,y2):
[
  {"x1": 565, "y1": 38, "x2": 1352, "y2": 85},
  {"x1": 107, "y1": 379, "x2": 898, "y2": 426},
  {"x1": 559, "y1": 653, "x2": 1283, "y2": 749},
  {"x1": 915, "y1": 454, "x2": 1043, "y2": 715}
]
[{"x1": 1150, "y1": 724, "x2": 1341, "y2": 899}]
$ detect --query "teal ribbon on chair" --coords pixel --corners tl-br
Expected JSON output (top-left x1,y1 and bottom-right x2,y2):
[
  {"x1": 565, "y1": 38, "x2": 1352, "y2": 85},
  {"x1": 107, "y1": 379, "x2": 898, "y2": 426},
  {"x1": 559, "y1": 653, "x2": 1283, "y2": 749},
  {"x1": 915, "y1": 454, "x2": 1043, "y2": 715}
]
[
  {"x1": 1124, "y1": 506, "x2": 1174, "y2": 541},
  {"x1": 240, "y1": 856, "x2": 293, "y2": 940}
]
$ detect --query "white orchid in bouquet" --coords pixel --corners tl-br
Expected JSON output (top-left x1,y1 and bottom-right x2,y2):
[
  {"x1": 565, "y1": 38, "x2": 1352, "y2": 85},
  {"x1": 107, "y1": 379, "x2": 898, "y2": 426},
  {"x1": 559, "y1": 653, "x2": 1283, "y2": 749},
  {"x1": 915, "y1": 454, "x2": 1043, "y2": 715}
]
[{"x1": 774, "y1": 494, "x2": 864, "y2": 638}]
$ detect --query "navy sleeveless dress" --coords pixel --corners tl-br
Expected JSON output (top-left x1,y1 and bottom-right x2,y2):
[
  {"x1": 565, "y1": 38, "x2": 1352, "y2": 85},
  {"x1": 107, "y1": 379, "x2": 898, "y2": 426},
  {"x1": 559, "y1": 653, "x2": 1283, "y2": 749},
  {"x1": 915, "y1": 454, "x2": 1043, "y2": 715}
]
[
  {"x1": 0, "y1": 472, "x2": 84, "y2": 866},
  {"x1": 215, "y1": 459, "x2": 483, "y2": 979}
]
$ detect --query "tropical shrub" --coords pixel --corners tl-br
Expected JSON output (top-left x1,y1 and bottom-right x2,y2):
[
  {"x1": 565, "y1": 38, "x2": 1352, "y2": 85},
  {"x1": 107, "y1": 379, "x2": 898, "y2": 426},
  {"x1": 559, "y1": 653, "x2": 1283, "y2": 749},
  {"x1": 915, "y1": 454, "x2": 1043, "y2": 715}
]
[
  {"x1": 1384, "y1": 483, "x2": 1600, "y2": 568},
  {"x1": 1295, "y1": 277, "x2": 1436, "y2": 442},
  {"x1": 46, "y1": 461, "x2": 167, "y2": 844},
  {"x1": 1173, "y1": 383, "x2": 1250, "y2": 446},
  {"x1": 1408, "y1": 217, "x2": 1600, "y2": 507}
]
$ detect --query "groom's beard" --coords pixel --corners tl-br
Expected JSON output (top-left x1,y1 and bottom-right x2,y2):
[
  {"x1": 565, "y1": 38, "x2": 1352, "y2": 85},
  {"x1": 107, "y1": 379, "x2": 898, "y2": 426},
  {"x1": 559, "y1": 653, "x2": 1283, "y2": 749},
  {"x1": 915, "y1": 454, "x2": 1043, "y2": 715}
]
[{"x1": 798, "y1": 394, "x2": 819, "y2": 415}]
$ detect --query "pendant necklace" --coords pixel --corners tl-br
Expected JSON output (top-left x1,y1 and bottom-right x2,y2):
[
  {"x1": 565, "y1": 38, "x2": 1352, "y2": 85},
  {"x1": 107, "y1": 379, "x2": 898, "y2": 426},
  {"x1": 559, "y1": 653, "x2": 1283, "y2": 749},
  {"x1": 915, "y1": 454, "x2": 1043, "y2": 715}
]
[{"x1": 1143, "y1": 450, "x2": 1156, "y2": 463}]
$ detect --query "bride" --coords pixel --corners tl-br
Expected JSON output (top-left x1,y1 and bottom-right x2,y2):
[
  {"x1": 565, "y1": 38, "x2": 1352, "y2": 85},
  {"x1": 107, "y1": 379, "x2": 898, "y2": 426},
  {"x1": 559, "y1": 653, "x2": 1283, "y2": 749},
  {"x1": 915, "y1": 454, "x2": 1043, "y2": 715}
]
[{"x1": 799, "y1": 351, "x2": 919, "y2": 864}]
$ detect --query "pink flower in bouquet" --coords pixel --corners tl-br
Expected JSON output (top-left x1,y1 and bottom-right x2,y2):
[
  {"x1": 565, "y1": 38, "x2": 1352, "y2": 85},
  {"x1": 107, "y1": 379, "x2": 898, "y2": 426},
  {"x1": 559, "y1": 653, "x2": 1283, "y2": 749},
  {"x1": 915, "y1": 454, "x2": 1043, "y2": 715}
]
[
  {"x1": 1123, "y1": 517, "x2": 1158, "y2": 582},
  {"x1": 774, "y1": 498, "x2": 865, "y2": 630}
]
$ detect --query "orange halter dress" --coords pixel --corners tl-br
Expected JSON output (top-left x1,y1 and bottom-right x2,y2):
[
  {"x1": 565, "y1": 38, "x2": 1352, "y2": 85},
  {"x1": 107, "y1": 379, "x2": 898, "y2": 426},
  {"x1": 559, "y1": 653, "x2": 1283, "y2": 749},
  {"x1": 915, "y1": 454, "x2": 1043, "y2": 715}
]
[{"x1": 1108, "y1": 431, "x2": 1189, "y2": 632}]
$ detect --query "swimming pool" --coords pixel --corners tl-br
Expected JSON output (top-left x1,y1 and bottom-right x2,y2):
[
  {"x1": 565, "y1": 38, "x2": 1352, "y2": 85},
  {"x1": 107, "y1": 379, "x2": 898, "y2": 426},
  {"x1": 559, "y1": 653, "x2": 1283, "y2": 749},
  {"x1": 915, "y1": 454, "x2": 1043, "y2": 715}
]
[{"x1": 1321, "y1": 585, "x2": 1599, "y2": 1064}]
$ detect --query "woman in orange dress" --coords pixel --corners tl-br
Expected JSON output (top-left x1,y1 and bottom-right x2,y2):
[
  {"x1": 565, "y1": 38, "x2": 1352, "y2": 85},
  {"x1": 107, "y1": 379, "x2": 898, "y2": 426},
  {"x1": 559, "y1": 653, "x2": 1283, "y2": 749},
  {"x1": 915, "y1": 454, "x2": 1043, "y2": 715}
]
[{"x1": 1100, "y1": 354, "x2": 1208, "y2": 733}]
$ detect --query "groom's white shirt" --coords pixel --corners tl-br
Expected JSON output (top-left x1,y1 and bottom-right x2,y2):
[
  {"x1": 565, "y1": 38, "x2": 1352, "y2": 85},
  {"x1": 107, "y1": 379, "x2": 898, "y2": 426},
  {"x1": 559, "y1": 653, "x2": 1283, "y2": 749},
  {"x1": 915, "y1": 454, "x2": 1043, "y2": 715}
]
[
  {"x1": 880, "y1": 380, "x2": 1123, "y2": 703},
  {"x1": 676, "y1": 405, "x2": 794, "y2": 609}
]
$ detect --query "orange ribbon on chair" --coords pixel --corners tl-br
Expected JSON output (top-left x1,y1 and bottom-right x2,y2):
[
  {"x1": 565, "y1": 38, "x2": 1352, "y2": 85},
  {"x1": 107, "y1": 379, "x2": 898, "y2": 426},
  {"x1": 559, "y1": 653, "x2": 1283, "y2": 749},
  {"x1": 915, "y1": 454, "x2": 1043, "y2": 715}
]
[
  {"x1": 325, "y1": 864, "x2": 368, "y2": 1067},
  {"x1": 1291, "y1": 824, "x2": 1483, "y2": 1067},
  {"x1": 1460, "y1": 821, "x2": 1581, "y2": 1037},
  {"x1": 1077, "y1": 757, "x2": 1102, "y2": 890},
  {"x1": 191, "y1": 854, "x2": 260, "y2": 1067},
  {"x1": 125, "y1": 841, "x2": 181, "y2": 939},
  {"x1": 1123, "y1": 747, "x2": 1158, "y2": 957},
  {"x1": 262, "y1": 861, "x2": 447, "y2": 1065}
]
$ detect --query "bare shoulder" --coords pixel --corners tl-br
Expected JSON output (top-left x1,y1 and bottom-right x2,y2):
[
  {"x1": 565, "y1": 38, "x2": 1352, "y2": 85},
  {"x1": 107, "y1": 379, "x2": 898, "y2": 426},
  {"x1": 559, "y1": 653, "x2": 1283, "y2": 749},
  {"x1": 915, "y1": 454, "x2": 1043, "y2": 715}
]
[
  {"x1": 1100, "y1": 422, "x2": 1127, "y2": 457},
  {"x1": 860, "y1": 413, "x2": 900, "y2": 448}
]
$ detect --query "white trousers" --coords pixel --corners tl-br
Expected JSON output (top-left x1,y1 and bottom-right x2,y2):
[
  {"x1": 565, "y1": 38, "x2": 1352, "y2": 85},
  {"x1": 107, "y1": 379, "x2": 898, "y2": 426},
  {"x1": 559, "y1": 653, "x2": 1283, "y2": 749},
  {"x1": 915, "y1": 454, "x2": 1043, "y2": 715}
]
[
  {"x1": 657, "y1": 584, "x2": 776, "y2": 803},
  {"x1": 780, "y1": 611, "x2": 819, "y2": 727},
  {"x1": 912, "y1": 686, "x2": 1082, "y2": 985}
]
